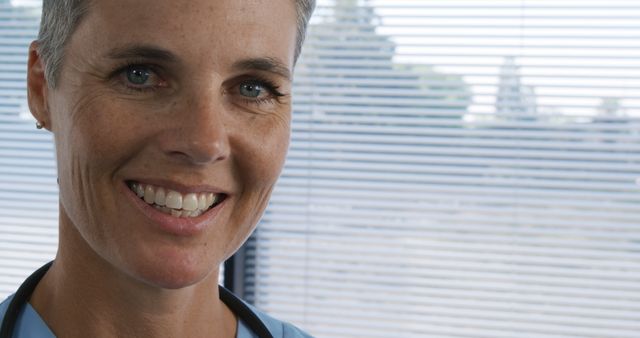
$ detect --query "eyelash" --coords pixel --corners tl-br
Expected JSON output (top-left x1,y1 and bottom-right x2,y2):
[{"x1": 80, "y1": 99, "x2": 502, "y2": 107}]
[{"x1": 238, "y1": 76, "x2": 286, "y2": 106}]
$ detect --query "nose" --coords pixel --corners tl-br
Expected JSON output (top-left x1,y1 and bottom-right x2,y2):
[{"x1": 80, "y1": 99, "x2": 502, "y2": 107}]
[{"x1": 160, "y1": 89, "x2": 230, "y2": 165}]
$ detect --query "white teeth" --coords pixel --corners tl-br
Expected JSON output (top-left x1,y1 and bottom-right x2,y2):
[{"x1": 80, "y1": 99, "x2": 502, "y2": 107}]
[
  {"x1": 182, "y1": 193, "x2": 198, "y2": 211},
  {"x1": 134, "y1": 184, "x2": 144, "y2": 197},
  {"x1": 165, "y1": 190, "x2": 182, "y2": 209},
  {"x1": 144, "y1": 185, "x2": 155, "y2": 204},
  {"x1": 198, "y1": 194, "x2": 207, "y2": 210},
  {"x1": 154, "y1": 187, "x2": 166, "y2": 206},
  {"x1": 130, "y1": 182, "x2": 223, "y2": 218}
]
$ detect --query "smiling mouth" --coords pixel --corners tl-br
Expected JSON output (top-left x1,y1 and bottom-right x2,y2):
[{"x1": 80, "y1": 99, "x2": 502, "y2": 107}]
[{"x1": 127, "y1": 181, "x2": 226, "y2": 218}]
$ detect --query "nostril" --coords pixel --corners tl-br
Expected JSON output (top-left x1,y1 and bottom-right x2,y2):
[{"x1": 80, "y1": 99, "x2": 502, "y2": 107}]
[{"x1": 164, "y1": 136, "x2": 229, "y2": 165}]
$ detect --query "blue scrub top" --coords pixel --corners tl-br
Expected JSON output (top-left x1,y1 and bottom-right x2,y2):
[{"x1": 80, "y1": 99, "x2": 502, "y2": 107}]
[{"x1": 0, "y1": 294, "x2": 313, "y2": 338}]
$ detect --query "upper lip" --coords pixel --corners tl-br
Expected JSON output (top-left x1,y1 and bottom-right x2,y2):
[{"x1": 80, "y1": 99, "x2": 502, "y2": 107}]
[{"x1": 125, "y1": 178, "x2": 229, "y2": 195}]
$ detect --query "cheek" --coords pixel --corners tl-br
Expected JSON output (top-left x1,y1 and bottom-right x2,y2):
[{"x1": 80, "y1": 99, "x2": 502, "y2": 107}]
[
  {"x1": 51, "y1": 88, "x2": 146, "y2": 227},
  {"x1": 227, "y1": 113, "x2": 289, "y2": 233},
  {"x1": 236, "y1": 114, "x2": 290, "y2": 186},
  {"x1": 59, "y1": 89, "x2": 153, "y2": 170}
]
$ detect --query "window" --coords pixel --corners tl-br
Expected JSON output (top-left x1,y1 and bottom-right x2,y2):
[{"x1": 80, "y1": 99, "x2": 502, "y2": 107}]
[
  {"x1": 241, "y1": 1, "x2": 640, "y2": 337},
  {"x1": 0, "y1": 0, "x2": 57, "y2": 297},
  {"x1": 1, "y1": 1, "x2": 639, "y2": 337}
]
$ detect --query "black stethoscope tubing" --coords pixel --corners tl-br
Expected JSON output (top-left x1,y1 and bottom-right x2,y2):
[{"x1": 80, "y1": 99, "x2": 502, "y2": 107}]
[{"x1": 0, "y1": 261, "x2": 274, "y2": 338}]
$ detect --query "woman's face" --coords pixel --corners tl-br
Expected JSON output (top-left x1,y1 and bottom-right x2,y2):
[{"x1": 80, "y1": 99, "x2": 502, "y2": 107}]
[{"x1": 37, "y1": 0, "x2": 297, "y2": 288}]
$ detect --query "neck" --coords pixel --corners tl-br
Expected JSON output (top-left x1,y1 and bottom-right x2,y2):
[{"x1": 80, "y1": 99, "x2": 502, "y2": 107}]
[{"x1": 30, "y1": 221, "x2": 236, "y2": 338}]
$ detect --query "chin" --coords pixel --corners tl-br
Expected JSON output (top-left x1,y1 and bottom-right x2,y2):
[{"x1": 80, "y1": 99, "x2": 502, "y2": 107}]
[
  {"x1": 124, "y1": 249, "x2": 219, "y2": 290},
  {"x1": 140, "y1": 264, "x2": 213, "y2": 290}
]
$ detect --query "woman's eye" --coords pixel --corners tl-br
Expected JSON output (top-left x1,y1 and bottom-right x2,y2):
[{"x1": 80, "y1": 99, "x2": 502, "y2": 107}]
[
  {"x1": 239, "y1": 82, "x2": 266, "y2": 98},
  {"x1": 126, "y1": 66, "x2": 151, "y2": 85},
  {"x1": 115, "y1": 64, "x2": 166, "y2": 92}
]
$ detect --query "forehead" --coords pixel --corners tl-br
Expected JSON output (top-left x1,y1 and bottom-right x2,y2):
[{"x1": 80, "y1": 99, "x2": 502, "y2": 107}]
[{"x1": 72, "y1": 0, "x2": 298, "y2": 68}]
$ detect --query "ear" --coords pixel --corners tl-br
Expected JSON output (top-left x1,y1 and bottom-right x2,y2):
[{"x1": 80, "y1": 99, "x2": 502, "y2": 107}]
[{"x1": 27, "y1": 41, "x2": 52, "y2": 131}]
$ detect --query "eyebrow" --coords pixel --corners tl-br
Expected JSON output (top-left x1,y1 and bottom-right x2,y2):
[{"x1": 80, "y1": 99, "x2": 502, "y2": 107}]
[
  {"x1": 232, "y1": 57, "x2": 292, "y2": 81},
  {"x1": 105, "y1": 44, "x2": 291, "y2": 80},
  {"x1": 106, "y1": 44, "x2": 178, "y2": 63}
]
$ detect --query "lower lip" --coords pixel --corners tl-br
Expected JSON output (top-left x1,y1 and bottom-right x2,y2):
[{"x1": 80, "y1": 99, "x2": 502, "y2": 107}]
[{"x1": 120, "y1": 182, "x2": 225, "y2": 237}]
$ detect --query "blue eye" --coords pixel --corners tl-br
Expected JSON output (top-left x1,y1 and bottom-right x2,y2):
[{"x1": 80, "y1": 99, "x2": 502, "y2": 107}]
[
  {"x1": 239, "y1": 82, "x2": 264, "y2": 98},
  {"x1": 126, "y1": 66, "x2": 150, "y2": 85}
]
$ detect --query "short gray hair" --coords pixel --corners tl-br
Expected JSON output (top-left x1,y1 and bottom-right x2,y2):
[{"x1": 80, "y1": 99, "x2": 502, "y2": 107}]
[{"x1": 36, "y1": 0, "x2": 316, "y2": 88}]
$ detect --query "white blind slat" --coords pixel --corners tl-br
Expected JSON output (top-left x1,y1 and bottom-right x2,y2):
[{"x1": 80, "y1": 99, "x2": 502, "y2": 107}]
[{"x1": 246, "y1": 1, "x2": 640, "y2": 337}]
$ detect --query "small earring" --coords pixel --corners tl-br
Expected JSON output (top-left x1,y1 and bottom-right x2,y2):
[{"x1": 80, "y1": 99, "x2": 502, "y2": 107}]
[{"x1": 36, "y1": 121, "x2": 44, "y2": 129}]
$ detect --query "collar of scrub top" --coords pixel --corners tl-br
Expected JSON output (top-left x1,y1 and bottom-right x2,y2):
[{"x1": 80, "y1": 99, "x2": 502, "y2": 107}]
[{"x1": 0, "y1": 261, "x2": 274, "y2": 338}]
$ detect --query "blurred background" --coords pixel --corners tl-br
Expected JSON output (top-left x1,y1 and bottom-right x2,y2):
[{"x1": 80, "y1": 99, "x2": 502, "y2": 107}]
[{"x1": 1, "y1": 0, "x2": 639, "y2": 337}]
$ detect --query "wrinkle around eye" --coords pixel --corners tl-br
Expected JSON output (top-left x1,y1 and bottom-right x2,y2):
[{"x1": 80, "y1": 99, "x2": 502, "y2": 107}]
[
  {"x1": 226, "y1": 101, "x2": 292, "y2": 129},
  {"x1": 67, "y1": 86, "x2": 116, "y2": 126},
  {"x1": 228, "y1": 91, "x2": 291, "y2": 115}
]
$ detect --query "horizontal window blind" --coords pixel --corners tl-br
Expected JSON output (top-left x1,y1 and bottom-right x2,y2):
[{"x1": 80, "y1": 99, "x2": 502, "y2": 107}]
[
  {"x1": 245, "y1": 1, "x2": 640, "y2": 337},
  {"x1": 0, "y1": 2, "x2": 57, "y2": 299}
]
